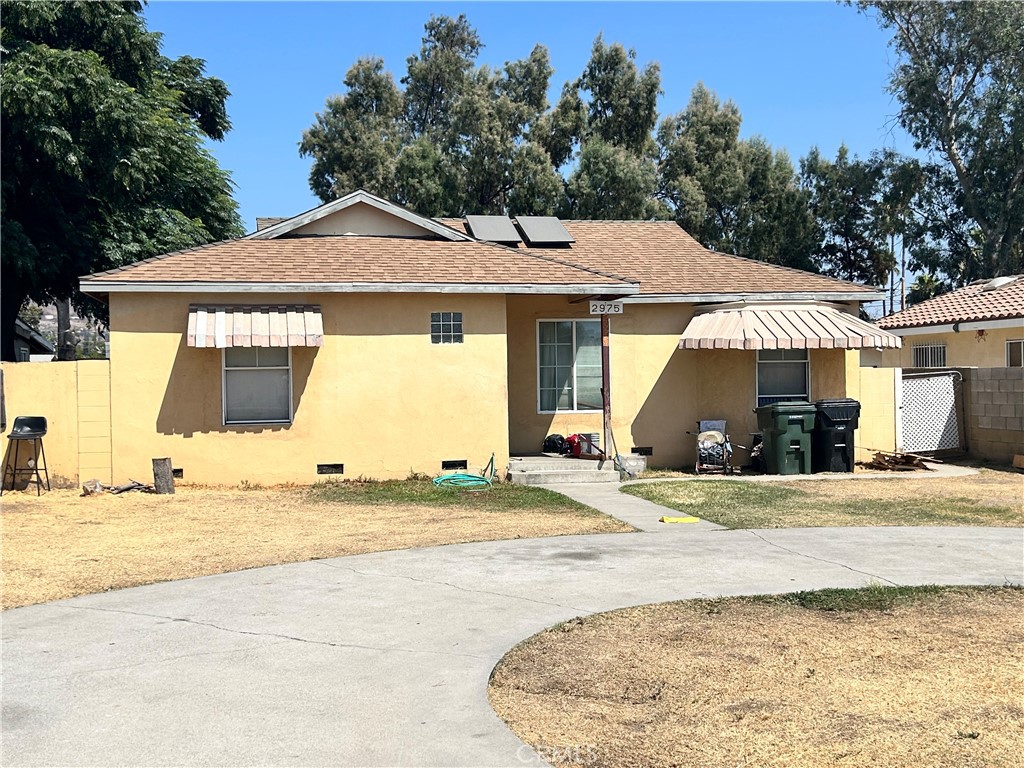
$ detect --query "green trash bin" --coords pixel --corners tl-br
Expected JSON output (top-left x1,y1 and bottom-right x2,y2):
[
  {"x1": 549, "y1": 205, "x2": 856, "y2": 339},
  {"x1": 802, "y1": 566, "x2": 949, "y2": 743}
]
[{"x1": 755, "y1": 401, "x2": 816, "y2": 475}]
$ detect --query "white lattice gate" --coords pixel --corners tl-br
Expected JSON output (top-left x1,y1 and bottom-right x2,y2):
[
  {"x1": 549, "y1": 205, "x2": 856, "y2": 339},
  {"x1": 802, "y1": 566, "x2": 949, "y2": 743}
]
[{"x1": 901, "y1": 372, "x2": 963, "y2": 453}]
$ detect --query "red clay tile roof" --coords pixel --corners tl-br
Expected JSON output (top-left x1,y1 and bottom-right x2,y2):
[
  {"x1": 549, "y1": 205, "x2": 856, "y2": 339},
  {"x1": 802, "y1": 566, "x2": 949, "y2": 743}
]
[
  {"x1": 876, "y1": 276, "x2": 1024, "y2": 329},
  {"x1": 81, "y1": 236, "x2": 636, "y2": 289},
  {"x1": 440, "y1": 218, "x2": 875, "y2": 296}
]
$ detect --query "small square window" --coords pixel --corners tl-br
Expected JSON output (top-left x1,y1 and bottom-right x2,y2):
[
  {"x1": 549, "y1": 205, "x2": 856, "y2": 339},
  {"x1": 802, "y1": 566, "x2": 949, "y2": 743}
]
[{"x1": 430, "y1": 312, "x2": 463, "y2": 344}]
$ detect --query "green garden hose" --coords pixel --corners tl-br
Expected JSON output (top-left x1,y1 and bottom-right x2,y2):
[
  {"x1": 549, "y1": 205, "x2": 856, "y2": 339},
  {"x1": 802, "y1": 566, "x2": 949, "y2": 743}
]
[{"x1": 433, "y1": 453, "x2": 496, "y2": 490}]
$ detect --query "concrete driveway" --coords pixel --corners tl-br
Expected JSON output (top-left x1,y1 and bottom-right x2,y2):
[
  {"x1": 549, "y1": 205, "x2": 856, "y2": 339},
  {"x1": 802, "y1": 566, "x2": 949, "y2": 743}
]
[{"x1": 4, "y1": 524, "x2": 1022, "y2": 767}]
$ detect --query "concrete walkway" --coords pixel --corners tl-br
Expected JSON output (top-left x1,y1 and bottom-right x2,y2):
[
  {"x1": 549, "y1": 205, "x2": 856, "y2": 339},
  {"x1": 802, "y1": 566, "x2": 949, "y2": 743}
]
[
  {"x1": 548, "y1": 462, "x2": 979, "y2": 532},
  {"x1": 4, "y1": 518, "x2": 1021, "y2": 766}
]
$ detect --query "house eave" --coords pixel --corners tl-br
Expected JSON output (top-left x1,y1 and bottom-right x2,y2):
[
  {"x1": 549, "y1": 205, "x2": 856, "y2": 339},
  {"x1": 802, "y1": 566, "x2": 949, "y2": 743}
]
[
  {"x1": 883, "y1": 317, "x2": 1024, "y2": 336},
  {"x1": 79, "y1": 281, "x2": 640, "y2": 296},
  {"x1": 620, "y1": 291, "x2": 883, "y2": 304}
]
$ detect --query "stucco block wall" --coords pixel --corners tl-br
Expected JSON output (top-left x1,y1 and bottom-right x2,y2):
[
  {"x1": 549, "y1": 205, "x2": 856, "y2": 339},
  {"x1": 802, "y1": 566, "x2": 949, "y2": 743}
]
[
  {"x1": 879, "y1": 326, "x2": 1022, "y2": 368},
  {"x1": 965, "y1": 367, "x2": 1024, "y2": 463},
  {"x1": 0, "y1": 360, "x2": 111, "y2": 487},
  {"x1": 108, "y1": 292, "x2": 510, "y2": 484}
]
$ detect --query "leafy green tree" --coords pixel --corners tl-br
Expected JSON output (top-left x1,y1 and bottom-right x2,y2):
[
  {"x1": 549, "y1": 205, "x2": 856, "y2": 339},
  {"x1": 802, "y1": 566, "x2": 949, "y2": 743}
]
[
  {"x1": 564, "y1": 139, "x2": 667, "y2": 220},
  {"x1": 300, "y1": 58, "x2": 404, "y2": 201},
  {"x1": 874, "y1": 150, "x2": 925, "y2": 312},
  {"x1": 906, "y1": 273, "x2": 948, "y2": 306},
  {"x1": 801, "y1": 146, "x2": 890, "y2": 284},
  {"x1": 302, "y1": 16, "x2": 561, "y2": 217},
  {"x1": 558, "y1": 37, "x2": 663, "y2": 218},
  {"x1": 858, "y1": 1, "x2": 1024, "y2": 283},
  {"x1": 0, "y1": 0, "x2": 242, "y2": 360},
  {"x1": 657, "y1": 84, "x2": 817, "y2": 270},
  {"x1": 402, "y1": 14, "x2": 482, "y2": 140}
]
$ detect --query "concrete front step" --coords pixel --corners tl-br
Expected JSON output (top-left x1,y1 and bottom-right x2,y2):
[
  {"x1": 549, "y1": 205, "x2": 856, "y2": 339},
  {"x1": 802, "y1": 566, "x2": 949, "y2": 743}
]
[
  {"x1": 508, "y1": 469, "x2": 621, "y2": 485},
  {"x1": 508, "y1": 458, "x2": 609, "y2": 472}
]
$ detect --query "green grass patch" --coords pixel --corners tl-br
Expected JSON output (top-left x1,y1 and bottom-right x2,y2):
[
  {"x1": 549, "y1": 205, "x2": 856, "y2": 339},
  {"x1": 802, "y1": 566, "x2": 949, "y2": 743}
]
[
  {"x1": 698, "y1": 584, "x2": 1019, "y2": 615},
  {"x1": 308, "y1": 478, "x2": 603, "y2": 516},
  {"x1": 622, "y1": 479, "x2": 1019, "y2": 528}
]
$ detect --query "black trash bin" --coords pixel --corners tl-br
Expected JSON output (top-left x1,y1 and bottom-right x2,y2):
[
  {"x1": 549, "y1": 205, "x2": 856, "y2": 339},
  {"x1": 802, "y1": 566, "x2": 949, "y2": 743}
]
[{"x1": 811, "y1": 399, "x2": 861, "y2": 473}]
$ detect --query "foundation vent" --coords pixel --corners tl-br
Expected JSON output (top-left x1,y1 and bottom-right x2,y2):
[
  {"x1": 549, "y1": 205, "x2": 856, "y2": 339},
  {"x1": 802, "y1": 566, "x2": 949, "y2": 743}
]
[
  {"x1": 172, "y1": 468, "x2": 184, "y2": 479},
  {"x1": 317, "y1": 463, "x2": 345, "y2": 475},
  {"x1": 631, "y1": 446, "x2": 653, "y2": 456},
  {"x1": 441, "y1": 459, "x2": 468, "y2": 471}
]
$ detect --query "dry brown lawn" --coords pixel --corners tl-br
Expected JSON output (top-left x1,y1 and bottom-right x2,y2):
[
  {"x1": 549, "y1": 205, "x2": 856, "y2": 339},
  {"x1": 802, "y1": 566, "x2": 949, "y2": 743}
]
[
  {"x1": 625, "y1": 469, "x2": 1024, "y2": 528},
  {"x1": 0, "y1": 485, "x2": 629, "y2": 610},
  {"x1": 490, "y1": 587, "x2": 1024, "y2": 768}
]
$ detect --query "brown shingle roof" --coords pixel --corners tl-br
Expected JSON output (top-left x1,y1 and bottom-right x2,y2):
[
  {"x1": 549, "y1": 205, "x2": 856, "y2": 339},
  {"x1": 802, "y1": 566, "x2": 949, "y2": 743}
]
[
  {"x1": 439, "y1": 219, "x2": 874, "y2": 296},
  {"x1": 876, "y1": 276, "x2": 1024, "y2": 329},
  {"x1": 82, "y1": 236, "x2": 636, "y2": 288}
]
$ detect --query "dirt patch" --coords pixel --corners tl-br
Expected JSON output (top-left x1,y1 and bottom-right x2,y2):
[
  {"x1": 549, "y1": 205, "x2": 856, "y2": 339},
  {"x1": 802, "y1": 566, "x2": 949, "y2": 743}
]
[
  {"x1": 0, "y1": 486, "x2": 629, "y2": 610},
  {"x1": 490, "y1": 588, "x2": 1024, "y2": 768}
]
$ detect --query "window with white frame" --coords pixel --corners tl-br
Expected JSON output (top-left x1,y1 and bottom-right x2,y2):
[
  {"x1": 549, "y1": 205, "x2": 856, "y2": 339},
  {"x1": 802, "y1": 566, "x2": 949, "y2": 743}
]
[
  {"x1": 430, "y1": 312, "x2": 463, "y2": 344},
  {"x1": 912, "y1": 343, "x2": 946, "y2": 368},
  {"x1": 537, "y1": 320, "x2": 602, "y2": 412},
  {"x1": 223, "y1": 347, "x2": 292, "y2": 424},
  {"x1": 756, "y1": 349, "x2": 809, "y2": 407},
  {"x1": 1007, "y1": 339, "x2": 1024, "y2": 368}
]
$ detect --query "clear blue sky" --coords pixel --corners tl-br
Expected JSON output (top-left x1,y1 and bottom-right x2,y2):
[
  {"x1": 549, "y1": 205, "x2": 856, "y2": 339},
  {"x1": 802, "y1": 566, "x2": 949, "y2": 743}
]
[{"x1": 145, "y1": 1, "x2": 912, "y2": 231}]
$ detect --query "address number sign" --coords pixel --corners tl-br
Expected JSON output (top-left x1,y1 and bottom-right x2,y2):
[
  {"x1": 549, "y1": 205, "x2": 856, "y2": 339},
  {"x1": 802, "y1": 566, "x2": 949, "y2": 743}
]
[{"x1": 589, "y1": 301, "x2": 624, "y2": 315}]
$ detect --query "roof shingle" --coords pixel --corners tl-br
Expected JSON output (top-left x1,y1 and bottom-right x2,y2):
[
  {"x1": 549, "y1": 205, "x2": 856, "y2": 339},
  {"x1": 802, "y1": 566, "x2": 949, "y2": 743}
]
[
  {"x1": 876, "y1": 276, "x2": 1024, "y2": 329},
  {"x1": 83, "y1": 216, "x2": 876, "y2": 298},
  {"x1": 82, "y1": 236, "x2": 637, "y2": 288},
  {"x1": 440, "y1": 219, "x2": 874, "y2": 296}
]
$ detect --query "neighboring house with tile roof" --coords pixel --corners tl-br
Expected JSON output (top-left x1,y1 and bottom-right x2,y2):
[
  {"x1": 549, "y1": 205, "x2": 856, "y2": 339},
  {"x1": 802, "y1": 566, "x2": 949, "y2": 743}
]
[
  {"x1": 75, "y1": 189, "x2": 902, "y2": 484},
  {"x1": 876, "y1": 276, "x2": 1024, "y2": 369}
]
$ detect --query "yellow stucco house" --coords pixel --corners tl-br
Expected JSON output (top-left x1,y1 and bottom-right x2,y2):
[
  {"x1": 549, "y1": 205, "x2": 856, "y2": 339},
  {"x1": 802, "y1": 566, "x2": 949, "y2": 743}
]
[
  {"x1": 876, "y1": 276, "x2": 1024, "y2": 369},
  {"x1": 72, "y1": 190, "x2": 902, "y2": 484}
]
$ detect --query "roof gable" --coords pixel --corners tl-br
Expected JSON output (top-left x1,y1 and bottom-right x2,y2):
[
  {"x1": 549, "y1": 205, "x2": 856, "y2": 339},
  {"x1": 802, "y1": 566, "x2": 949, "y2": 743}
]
[{"x1": 246, "y1": 190, "x2": 472, "y2": 242}]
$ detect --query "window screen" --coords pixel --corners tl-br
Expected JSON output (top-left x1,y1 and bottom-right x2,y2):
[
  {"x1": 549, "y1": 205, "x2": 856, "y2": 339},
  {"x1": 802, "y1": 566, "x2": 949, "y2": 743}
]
[
  {"x1": 224, "y1": 347, "x2": 291, "y2": 424},
  {"x1": 431, "y1": 312, "x2": 463, "y2": 344},
  {"x1": 757, "y1": 349, "x2": 809, "y2": 407}
]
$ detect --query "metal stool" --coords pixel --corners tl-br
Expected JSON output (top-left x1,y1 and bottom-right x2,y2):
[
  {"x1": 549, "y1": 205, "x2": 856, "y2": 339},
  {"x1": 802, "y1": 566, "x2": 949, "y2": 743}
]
[{"x1": 1, "y1": 416, "x2": 50, "y2": 496}]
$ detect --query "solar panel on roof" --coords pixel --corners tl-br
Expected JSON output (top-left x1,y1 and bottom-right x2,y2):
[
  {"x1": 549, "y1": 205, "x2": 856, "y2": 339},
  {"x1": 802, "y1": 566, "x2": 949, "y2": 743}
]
[
  {"x1": 465, "y1": 215, "x2": 521, "y2": 244},
  {"x1": 514, "y1": 216, "x2": 575, "y2": 246}
]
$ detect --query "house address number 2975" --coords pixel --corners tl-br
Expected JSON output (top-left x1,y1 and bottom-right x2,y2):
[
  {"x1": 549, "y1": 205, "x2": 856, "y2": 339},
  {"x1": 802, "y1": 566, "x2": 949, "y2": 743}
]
[{"x1": 589, "y1": 301, "x2": 624, "y2": 315}]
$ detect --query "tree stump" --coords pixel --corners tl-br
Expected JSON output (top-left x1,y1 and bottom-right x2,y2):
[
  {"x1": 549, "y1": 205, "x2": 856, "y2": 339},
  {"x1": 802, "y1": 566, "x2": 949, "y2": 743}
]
[{"x1": 152, "y1": 457, "x2": 175, "y2": 494}]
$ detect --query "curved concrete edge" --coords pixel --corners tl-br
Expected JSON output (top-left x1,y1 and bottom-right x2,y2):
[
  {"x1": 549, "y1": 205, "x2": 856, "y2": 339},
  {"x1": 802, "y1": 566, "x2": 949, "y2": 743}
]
[{"x1": 3, "y1": 526, "x2": 1022, "y2": 767}]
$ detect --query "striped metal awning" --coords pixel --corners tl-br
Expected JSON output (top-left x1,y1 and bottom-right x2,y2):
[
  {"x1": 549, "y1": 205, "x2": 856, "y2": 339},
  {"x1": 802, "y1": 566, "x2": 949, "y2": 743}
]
[
  {"x1": 187, "y1": 305, "x2": 324, "y2": 348},
  {"x1": 679, "y1": 302, "x2": 902, "y2": 350}
]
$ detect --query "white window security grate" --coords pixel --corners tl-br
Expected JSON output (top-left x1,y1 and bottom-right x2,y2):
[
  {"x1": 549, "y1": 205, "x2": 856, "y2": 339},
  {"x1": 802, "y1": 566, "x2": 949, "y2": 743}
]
[
  {"x1": 912, "y1": 343, "x2": 946, "y2": 368},
  {"x1": 901, "y1": 374, "x2": 961, "y2": 452}
]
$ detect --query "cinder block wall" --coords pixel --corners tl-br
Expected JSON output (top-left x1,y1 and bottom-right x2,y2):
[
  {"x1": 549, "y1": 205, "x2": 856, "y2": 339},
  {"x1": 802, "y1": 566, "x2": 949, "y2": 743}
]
[{"x1": 965, "y1": 367, "x2": 1024, "y2": 464}]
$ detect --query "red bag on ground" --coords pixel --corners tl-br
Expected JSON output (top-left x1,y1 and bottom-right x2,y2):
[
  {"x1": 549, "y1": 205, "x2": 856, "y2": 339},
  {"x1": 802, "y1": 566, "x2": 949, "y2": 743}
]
[{"x1": 565, "y1": 434, "x2": 582, "y2": 458}]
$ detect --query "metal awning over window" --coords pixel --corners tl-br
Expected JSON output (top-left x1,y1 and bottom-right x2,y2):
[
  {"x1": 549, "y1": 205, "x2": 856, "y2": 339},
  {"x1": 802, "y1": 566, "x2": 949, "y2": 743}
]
[
  {"x1": 679, "y1": 302, "x2": 902, "y2": 350},
  {"x1": 187, "y1": 305, "x2": 324, "y2": 348}
]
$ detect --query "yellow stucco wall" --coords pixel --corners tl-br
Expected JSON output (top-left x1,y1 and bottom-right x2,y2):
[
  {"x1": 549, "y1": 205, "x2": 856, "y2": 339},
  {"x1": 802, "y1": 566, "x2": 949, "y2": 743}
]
[
  {"x1": 108, "y1": 292, "x2": 509, "y2": 484},
  {"x1": 504, "y1": 299, "x2": 888, "y2": 468},
  {"x1": 879, "y1": 326, "x2": 1023, "y2": 368},
  {"x1": 0, "y1": 360, "x2": 111, "y2": 487}
]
